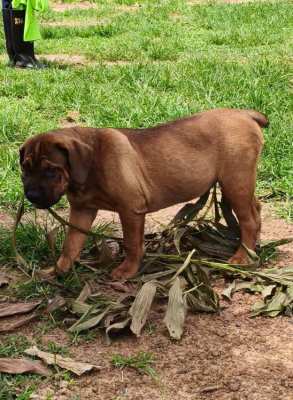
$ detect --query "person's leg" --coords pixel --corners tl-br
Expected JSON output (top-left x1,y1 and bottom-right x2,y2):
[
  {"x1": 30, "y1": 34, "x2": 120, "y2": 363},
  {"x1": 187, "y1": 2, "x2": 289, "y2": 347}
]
[
  {"x1": 2, "y1": 0, "x2": 44, "y2": 68},
  {"x1": 10, "y1": 8, "x2": 35, "y2": 68},
  {"x1": 2, "y1": 0, "x2": 15, "y2": 64}
]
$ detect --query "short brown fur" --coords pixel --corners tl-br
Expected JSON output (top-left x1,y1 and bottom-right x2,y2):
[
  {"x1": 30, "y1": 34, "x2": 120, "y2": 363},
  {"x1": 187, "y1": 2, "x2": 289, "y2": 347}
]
[{"x1": 20, "y1": 108, "x2": 268, "y2": 279}]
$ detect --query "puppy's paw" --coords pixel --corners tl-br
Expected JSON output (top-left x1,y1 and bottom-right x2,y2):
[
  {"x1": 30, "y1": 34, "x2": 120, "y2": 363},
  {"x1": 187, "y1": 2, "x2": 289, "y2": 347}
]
[
  {"x1": 55, "y1": 256, "x2": 72, "y2": 276},
  {"x1": 55, "y1": 267, "x2": 71, "y2": 277},
  {"x1": 111, "y1": 261, "x2": 138, "y2": 280},
  {"x1": 228, "y1": 253, "x2": 249, "y2": 265}
]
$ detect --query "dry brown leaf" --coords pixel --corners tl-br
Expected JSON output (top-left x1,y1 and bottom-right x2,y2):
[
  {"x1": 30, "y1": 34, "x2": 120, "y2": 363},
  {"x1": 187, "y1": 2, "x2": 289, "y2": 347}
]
[
  {"x1": 24, "y1": 346, "x2": 101, "y2": 376},
  {"x1": 46, "y1": 295, "x2": 67, "y2": 313},
  {"x1": 70, "y1": 300, "x2": 92, "y2": 315},
  {"x1": 77, "y1": 282, "x2": 92, "y2": 303},
  {"x1": 164, "y1": 277, "x2": 187, "y2": 340},
  {"x1": 36, "y1": 267, "x2": 57, "y2": 281},
  {"x1": 106, "y1": 317, "x2": 131, "y2": 343},
  {"x1": 129, "y1": 281, "x2": 157, "y2": 337},
  {"x1": 97, "y1": 239, "x2": 119, "y2": 264},
  {"x1": 107, "y1": 281, "x2": 132, "y2": 293},
  {"x1": 0, "y1": 358, "x2": 51, "y2": 376},
  {"x1": 0, "y1": 301, "x2": 41, "y2": 318},
  {"x1": 68, "y1": 308, "x2": 109, "y2": 333},
  {"x1": 0, "y1": 312, "x2": 39, "y2": 332}
]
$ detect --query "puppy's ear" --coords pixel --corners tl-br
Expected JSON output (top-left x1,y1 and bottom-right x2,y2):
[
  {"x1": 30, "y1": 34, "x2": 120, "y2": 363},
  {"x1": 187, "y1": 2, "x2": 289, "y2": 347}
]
[{"x1": 56, "y1": 138, "x2": 94, "y2": 185}]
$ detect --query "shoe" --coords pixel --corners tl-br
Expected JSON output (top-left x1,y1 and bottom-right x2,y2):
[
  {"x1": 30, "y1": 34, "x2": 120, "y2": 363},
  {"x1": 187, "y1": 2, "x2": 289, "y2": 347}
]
[{"x1": 14, "y1": 54, "x2": 36, "y2": 69}]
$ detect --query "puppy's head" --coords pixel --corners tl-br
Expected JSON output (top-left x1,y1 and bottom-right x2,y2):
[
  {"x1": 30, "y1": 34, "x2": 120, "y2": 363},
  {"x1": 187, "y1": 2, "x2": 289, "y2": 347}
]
[{"x1": 20, "y1": 130, "x2": 93, "y2": 209}]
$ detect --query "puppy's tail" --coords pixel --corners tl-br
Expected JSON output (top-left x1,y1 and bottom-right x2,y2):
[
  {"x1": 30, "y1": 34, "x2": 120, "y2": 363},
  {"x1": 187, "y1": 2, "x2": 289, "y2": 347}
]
[{"x1": 245, "y1": 110, "x2": 269, "y2": 128}]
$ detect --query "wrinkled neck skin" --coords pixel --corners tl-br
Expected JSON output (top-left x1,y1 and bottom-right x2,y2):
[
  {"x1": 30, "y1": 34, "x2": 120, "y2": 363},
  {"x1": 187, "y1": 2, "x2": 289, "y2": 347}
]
[
  {"x1": 65, "y1": 167, "x2": 117, "y2": 212},
  {"x1": 67, "y1": 180, "x2": 85, "y2": 196}
]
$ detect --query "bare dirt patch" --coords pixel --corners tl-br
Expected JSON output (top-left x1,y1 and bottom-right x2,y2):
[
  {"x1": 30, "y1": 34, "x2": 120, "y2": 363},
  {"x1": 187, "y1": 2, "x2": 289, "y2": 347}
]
[
  {"x1": 43, "y1": 19, "x2": 100, "y2": 28},
  {"x1": 169, "y1": 12, "x2": 185, "y2": 22},
  {"x1": 58, "y1": 110, "x2": 84, "y2": 129},
  {"x1": 41, "y1": 54, "x2": 88, "y2": 66},
  {"x1": 50, "y1": 1, "x2": 97, "y2": 12},
  {"x1": 50, "y1": 1, "x2": 140, "y2": 13},
  {"x1": 0, "y1": 212, "x2": 14, "y2": 229},
  {"x1": 4, "y1": 202, "x2": 289, "y2": 400},
  {"x1": 260, "y1": 203, "x2": 293, "y2": 266},
  {"x1": 116, "y1": 4, "x2": 141, "y2": 13},
  {"x1": 102, "y1": 60, "x2": 135, "y2": 66},
  {"x1": 1, "y1": 202, "x2": 292, "y2": 400}
]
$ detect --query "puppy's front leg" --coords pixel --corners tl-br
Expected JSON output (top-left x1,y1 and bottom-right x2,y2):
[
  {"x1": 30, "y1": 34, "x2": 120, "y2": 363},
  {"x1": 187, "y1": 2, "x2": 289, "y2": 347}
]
[
  {"x1": 56, "y1": 207, "x2": 97, "y2": 275},
  {"x1": 111, "y1": 211, "x2": 145, "y2": 280}
]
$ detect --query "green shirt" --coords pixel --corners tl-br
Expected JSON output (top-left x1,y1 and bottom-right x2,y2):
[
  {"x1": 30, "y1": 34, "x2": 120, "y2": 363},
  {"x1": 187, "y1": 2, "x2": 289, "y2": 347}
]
[{"x1": 12, "y1": 0, "x2": 48, "y2": 42}]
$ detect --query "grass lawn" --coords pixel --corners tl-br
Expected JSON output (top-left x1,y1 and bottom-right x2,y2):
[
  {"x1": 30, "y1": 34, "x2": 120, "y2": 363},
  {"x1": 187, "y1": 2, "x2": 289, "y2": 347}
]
[
  {"x1": 0, "y1": 2, "x2": 292, "y2": 397},
  {"x1": 0, "y1": 0, "x2": 292, "y2": 214}
]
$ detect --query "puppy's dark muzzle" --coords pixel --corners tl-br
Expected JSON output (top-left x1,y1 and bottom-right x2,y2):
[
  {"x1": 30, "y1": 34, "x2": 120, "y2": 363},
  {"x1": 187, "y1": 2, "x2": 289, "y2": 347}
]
[
  {"x1": 25, "y1": 189, "x2": 42, "y2": 204},
  {"x1": 25, "y1": 189, "x2": 54, "y2": 209}
]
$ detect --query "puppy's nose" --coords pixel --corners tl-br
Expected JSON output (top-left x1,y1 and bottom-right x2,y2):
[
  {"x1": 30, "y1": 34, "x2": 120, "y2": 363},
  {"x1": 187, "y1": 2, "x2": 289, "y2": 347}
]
[{"x1": 26, "y1": 189, "x2": 42, "y2": 204}]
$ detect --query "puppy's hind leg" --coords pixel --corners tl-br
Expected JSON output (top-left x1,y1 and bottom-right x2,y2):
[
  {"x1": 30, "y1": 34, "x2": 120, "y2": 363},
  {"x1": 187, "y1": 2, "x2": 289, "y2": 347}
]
[
  {"x1": 219, "y1": 172, "x2": 261, "y2": 265},
  {"x1": 56, "y1": 207, "x2": 97, "y2": 275},
  {"x1": 254, "y1": 196, "x2": 262, "y2": 244}
]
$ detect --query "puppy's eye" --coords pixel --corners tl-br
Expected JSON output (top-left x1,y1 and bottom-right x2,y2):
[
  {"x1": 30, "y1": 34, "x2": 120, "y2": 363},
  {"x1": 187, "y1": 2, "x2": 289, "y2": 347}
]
[{"x1": 44, "y1": 169, "x2": 56, "y2": 179}]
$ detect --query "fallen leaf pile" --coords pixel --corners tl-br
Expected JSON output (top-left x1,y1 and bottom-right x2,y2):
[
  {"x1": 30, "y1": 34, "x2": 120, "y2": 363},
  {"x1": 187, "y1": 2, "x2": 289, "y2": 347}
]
[{"x1": 4, "y1": 187, "x2": 293, "y2": 344}]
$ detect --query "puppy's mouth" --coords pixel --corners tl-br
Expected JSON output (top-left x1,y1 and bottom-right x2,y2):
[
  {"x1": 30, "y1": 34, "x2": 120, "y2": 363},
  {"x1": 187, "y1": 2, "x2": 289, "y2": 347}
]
[
  {"x1": 31, "y1": 202, "x2": 55, "y2": 210},
  {"x1": 25, "y1": 194, "x2": 62, "y2": 210}
]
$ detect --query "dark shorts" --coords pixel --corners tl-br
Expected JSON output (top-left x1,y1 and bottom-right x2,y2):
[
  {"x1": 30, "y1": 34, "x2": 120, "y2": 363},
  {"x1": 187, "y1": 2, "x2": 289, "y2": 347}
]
[{"x1": 2, "y1": 0, "x2": 12, "y2": 9}]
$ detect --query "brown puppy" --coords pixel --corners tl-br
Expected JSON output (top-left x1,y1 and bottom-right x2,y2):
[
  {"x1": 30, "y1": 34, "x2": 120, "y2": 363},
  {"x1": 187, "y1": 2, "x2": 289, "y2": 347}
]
[{"x1": 20, "y1": 109, "x2": 268, "y2": 279}]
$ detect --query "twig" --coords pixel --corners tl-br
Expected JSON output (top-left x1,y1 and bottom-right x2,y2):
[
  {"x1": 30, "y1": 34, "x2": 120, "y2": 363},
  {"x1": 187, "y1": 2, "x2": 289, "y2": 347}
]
[
  {"x1": 11, "y1": 197, "x2": 31, "y2": 278},
  {"x1": 48, "y1": 208, "x2": 118, "y2": 240}
]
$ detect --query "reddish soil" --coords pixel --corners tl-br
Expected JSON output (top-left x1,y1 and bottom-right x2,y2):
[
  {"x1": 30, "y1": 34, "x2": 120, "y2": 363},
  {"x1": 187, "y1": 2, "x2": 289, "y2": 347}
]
[
  {"x1": 4, "y1": 202, "x2": 291, "y2": 400},
  {"x1": 41, "y1": 54, "x2": 88, "y2": 66},
  {"x1": 50, "y1": 1, "x2": 97, "y2": 12},
  {"x1": 2, "y1": 1, "x2": 291, "y2": 398},
  {"x1": 0, "y1": 211, "x2": 14, "y2": 228},
  {"x1": 50, "y1": 1, "x2": 139, "y2": 13}
]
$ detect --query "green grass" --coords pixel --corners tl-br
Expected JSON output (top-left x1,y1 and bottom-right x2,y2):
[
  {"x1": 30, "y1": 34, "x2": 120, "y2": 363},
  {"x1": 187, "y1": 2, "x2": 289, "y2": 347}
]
[
  {"x1": 0, "y1": 334, "x2": 30, "y2": 357},
  {"x1": 0, "y1": 0, "x2": 292, "y2": 216},
  {"x1": 0, "y1": 5, "x2": 290, "y2": 396},
  {"x1": 0, "y1": 205, "x2": 112, "y2": 282},
  {"x1": 111, "y1": 351, "x2": 157, "y2": 378},
  {"x1": 0, "y1": 221, "x2": 58, "y2": 265},
  {"x1": 45, "y1": 340, "x2": 70, "y2": 356}
]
